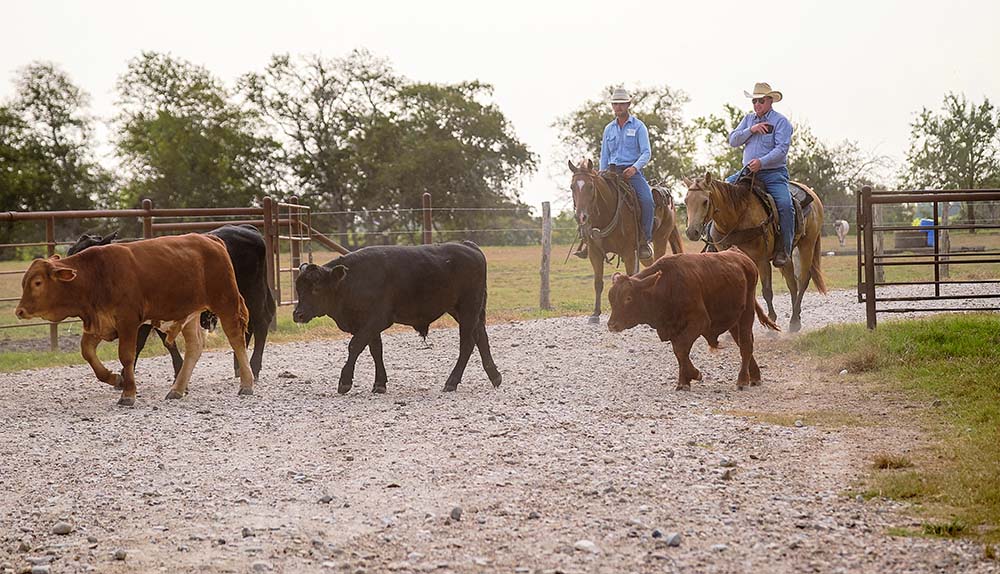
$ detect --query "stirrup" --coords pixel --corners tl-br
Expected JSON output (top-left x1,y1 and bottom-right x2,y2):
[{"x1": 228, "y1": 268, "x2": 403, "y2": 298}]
[
  {"x1": 772, "y1": 251, "x2": 788, "y2": 268},
  {"x1": 638, "y1": 242, "x2": 653, "y2": 260},
  {"x1": 574, "y1": 245, "x2": 589, "y2": 259}
]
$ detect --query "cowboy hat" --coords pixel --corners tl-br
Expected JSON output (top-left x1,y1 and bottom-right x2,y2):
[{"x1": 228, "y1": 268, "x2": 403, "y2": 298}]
[
  {"x1": 610, "y1": 88, "x2": 632, "y2": 103},
  {"x1": 743, "y1": 82, "x2": 783, "y2": 103}
]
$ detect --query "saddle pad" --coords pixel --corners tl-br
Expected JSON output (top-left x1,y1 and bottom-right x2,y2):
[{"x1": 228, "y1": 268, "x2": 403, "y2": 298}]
[{"x1": 789, "y1": 181, "x2": 814, "y2": 209}]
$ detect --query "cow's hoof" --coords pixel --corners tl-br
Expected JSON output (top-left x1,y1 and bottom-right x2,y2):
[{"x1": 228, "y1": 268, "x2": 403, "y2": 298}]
[
  {"x1": 587, "y1": 315, "x2": 600, "y2": 325},
  {"x1": 487, "y1": 369, "x2": 502, "y2": 388},
  {"x1": 165, "y1": 390, "x2": 184, "y2": 400},
  {"x1": 789, "y1": 320, "x2": 802, "y2": 333},
  {"x1": 117, "y1": 396, "x2": 136, "y2": 407},
  {"x1": 372, "y1": 385, "x2": 387, "y2": 394},
  {"x1": 237, "y1": 387, "x2": 254, "y2": 396},
  {"x1": 750, "y1": 380, "x2": 762, "y2": 387},
  {"x1": 337, "y1": 383, "x2": 352, "y2": 395},
  {"x1": 736, "y1": 384, "x2": 748, "y2": 391},
  {"x1": 442, "y1": 383, "x2": 459, "y2": 392},
  {"x1": 675, "y1": 384, "x2": 691, "y2": 392}
]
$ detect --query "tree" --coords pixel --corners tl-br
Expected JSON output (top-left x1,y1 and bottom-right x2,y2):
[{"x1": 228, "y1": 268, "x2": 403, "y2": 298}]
[
  {"x1": 242, "y1": 50, "x2": 537, "y2": 245},
  {"x1": 903, "y1": 93, "x2": 1000, "y2": 229},
  {"x1": 553, "y1": 85, "x2": 696, "y2": 191},
  {"x1": 114, "y1": 52, "x2": 282, "y2": 209},
  {"x1": 2, "y1": 62, "x2": 110, "y2": 213},
  {"x1": 692, "y1": 103, "x2": 745, "y2": 176}
]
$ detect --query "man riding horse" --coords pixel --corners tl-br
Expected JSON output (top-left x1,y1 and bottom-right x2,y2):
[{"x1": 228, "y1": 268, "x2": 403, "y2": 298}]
[
  {"x1": 575, "y1": 87, "x2": 655, "y2": 261},
  {"x1": 727, "y1": 82, "x2": 794, "y2": 268}
]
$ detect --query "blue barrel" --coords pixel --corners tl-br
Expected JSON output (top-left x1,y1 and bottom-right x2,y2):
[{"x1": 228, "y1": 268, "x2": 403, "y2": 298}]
[{"x1": 919, "y1": 218, "x2": 934, "y2": 247}]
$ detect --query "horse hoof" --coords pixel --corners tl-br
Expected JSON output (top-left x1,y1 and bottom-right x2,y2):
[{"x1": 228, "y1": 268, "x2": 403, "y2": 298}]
[
  {"x1": 165, "y1": 390, "x2": 184, "y2": 400},
  {"x1": 117, "y1": 396, "x2": 136, "y2": 407},
  {"x1": 789, "y1": 321, "x2": 802, "y2": 333},
  {"x1": 237, "y1": 387, "x2": 254, "y2": 396},
  {"x1": 112, "y1": 374, "x2": 125, "y2": 390},
  {"x1": 587, "y1": 315, "x2": 600, "y2": 325}
]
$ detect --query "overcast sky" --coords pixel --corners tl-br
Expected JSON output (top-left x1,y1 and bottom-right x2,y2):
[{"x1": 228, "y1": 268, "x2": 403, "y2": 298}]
[{"x1": 3, "y1": 0, "x2": 998, "y2": 213}]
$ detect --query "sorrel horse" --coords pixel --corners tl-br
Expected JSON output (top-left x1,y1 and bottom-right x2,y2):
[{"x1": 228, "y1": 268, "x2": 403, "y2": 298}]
[
  {"x1": 568, "y1": 159, "x2": 683, "y2": 323},
  {"x1": 683, "y1": 172, "x2": 827, "y2": 332}
]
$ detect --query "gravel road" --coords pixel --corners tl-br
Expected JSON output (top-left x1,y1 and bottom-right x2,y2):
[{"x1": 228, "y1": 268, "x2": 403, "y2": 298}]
[{"x1": 1, "y1": 286, "x2": 997, "y2": 574}]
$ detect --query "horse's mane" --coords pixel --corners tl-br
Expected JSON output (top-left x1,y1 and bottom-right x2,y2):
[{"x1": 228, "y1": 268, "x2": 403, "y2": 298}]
[{"x1": 703, "y1": 176, "x2": 756, "y2": 210}]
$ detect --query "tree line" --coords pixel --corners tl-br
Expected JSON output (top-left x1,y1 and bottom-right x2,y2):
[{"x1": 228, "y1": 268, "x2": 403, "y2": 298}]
[{"x1": 2, "y1": 51, "x2": 999, "y2": 253}]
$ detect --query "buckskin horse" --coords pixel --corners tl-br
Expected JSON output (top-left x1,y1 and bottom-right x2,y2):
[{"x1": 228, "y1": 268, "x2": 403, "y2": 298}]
[
  {"x1": 683, "y1": 172, "x2": 827, "y2": 332},
  {"x1": 568, "y1": 159, "x2": 684, "y2": 324}
]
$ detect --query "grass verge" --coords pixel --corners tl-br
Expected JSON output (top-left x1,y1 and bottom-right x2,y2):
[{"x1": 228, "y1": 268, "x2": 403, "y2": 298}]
[{"x1": 796, "y1": 313, "x2": 1000, "y2": 543}]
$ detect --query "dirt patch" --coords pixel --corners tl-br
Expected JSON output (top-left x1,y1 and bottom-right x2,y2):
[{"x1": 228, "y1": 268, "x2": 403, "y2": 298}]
[{"x1": 0, "y1": 290, "x2": 997, "y2": 573}]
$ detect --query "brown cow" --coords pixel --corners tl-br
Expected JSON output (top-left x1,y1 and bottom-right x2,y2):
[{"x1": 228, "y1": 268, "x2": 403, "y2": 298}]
[
  {"x1": 14, "y1": 234, "x2": 254, "y2": 406},
  {"x1": 607, "y1": 248, "x2": 780, "y2": 390}
]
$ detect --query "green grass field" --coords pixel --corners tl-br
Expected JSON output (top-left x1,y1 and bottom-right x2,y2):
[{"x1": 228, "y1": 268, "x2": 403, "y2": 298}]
[
  {"x1": 797, "y1": 314, "x2": 1000, "y2": 543},
  {"x1": 2, "y1": 231, "x2": 998, "y2": 372}
]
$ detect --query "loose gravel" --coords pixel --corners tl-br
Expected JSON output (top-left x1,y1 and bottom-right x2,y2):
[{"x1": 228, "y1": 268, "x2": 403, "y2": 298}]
[{"x1": 1, "y1": 287, "x2": 998, "y2": 573}]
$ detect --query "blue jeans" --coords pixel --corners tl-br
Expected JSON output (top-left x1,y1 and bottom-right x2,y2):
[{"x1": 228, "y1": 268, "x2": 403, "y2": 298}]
[
  {"x1": 628, "y1": 171, "x2": 654, "y2": 243},
  {"x1": 727, "y1": 166, "x2": 794, "y2": 256}
]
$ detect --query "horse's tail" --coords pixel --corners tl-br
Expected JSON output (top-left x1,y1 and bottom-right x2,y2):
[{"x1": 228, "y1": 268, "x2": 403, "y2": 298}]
[
  {"x1": 810, "y1": 230, "x2": 828, "y2": 294},
  {"x1": 755, "y1": 301, "x2": 781, "y2": 331}
]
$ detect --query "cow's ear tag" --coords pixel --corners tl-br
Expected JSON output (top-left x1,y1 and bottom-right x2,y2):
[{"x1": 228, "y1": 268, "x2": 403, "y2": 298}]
[{"x1": 52, "y1": 268, "x2": 77, "y2": 282}]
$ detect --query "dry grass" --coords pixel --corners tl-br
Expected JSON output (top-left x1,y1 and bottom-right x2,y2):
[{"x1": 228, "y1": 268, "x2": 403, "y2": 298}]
[{"x1": 873, "y1": 452, "x2": 914, "y2": 470}]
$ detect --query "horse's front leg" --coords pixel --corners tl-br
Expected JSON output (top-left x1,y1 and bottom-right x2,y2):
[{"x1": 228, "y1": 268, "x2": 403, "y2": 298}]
[
  {"x1": 588, "y1": 245, "x2": 605, "y2": 324},
  {"x1": 756, "y1": 259, "x2": 777, "y2": 322}
]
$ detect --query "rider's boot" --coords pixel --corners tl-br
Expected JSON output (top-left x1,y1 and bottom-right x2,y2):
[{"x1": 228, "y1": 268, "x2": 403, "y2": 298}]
[{"x1": 772, "y1": 233, "x2": 788, "y2": 267}]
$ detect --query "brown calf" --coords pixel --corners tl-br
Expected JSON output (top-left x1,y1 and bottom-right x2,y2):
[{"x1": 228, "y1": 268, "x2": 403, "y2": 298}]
[
  {"x1": 15, "y1": 234, "x2": 253, "y2": 406},
  {"x1": 607, "y1": 248, "x2": 780, "y2": 390}
]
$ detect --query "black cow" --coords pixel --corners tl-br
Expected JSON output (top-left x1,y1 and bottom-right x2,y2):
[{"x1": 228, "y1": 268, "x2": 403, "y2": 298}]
[
  {"x1": 292, "y1": 241, "x2": 502, "y2": 394},
  {"x1": 67, "y1": 224, "x2": 276, "y2": 380}
]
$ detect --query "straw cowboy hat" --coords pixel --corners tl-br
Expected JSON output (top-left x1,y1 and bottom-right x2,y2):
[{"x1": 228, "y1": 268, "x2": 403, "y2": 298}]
[
  {"x1": 744, "y1": 82, "x2": 783, "y2": 102},
  {"x1": 610, "y1": 88, "x2": 632, "y2": 103}
]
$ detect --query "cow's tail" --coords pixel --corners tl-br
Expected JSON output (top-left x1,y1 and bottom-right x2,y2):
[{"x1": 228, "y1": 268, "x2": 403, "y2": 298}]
[
  {"x1": 755, "y1": 301, "x2": 781, "y2": 331},
  {"x1": 810, "y1": 234, "x2": 828, "y2": 295},
  {"x1": 237, "y1": 294, "x2": 250, "y2": 336}
]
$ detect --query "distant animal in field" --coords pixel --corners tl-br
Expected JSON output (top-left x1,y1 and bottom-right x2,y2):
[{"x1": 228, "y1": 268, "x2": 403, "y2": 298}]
[{"x1": 834, "y1": 219, "x2": 850, "y2": 247}]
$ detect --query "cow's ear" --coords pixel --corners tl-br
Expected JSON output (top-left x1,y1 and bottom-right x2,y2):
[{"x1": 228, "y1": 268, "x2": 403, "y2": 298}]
[
  {"x1": 634, "y1": 271, "x2": 661, "y2": 290},
  {"x1": 100, "y1": 231, "x2": 118, "y2": 245},
  {"x1": 329, "y1": 265, "x2": 348, "y2": 284},
  {"x1": 612, "y1": 272, "x2": 627, "y2": 284},
  {"x1": 49, "y1": 254, "x2": 61, "y2": 261},
  {"x1": 52, "y1": 267, "x2": 77, "y2": 282}
]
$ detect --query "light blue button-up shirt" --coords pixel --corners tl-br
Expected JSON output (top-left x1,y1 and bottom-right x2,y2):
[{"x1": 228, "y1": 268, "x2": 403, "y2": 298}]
[
  {"x1": 727, "y1": 109, "x2": 793, "y2": 170},
  {"x1": 599, "y1": 115, "x2": 651, "y2": 172}
]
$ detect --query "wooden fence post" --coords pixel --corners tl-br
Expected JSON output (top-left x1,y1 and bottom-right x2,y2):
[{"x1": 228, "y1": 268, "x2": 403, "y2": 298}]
[
  {"x1": 539, "y1": 201, "x2": 552, "y2": 311},
  {"x1": 142, "y1": 198, "x2": 153, "y2": 239},
  {"x1": 289, "y1": 196, "x2": 301, "y2": 291},
  {"x1": 422, "y1": 193, "x2": 432, "y2": 245}
]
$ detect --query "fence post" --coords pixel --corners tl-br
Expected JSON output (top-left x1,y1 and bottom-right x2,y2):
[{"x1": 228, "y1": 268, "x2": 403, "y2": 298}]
[
  {"x1": 862, "y1": 186, "x2": 877, "y2": 329},
  {"x1": 422, "y1": 193, "x2": 432, "y2": 245},
  {"x1": 142, "y1": 198, "x2": 153, "y2": 239},
  {"x1": 262, "y1": 196, "x2": 278, "y2": 331},
  {"x1": 46, "y1": 217, "x2": 58, "y2": 351},
  {"x1": 940, "y1": 200, "x2": 950, "y2": 278},
  {"x1": 539, "y1": 201, "x2": 552, "y2": 311}
]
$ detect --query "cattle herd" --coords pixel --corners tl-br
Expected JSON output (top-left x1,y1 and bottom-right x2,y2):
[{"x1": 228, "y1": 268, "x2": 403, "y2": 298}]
[{"x1": 14, "y1": 228, "x2": 774, "y2": 406}]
